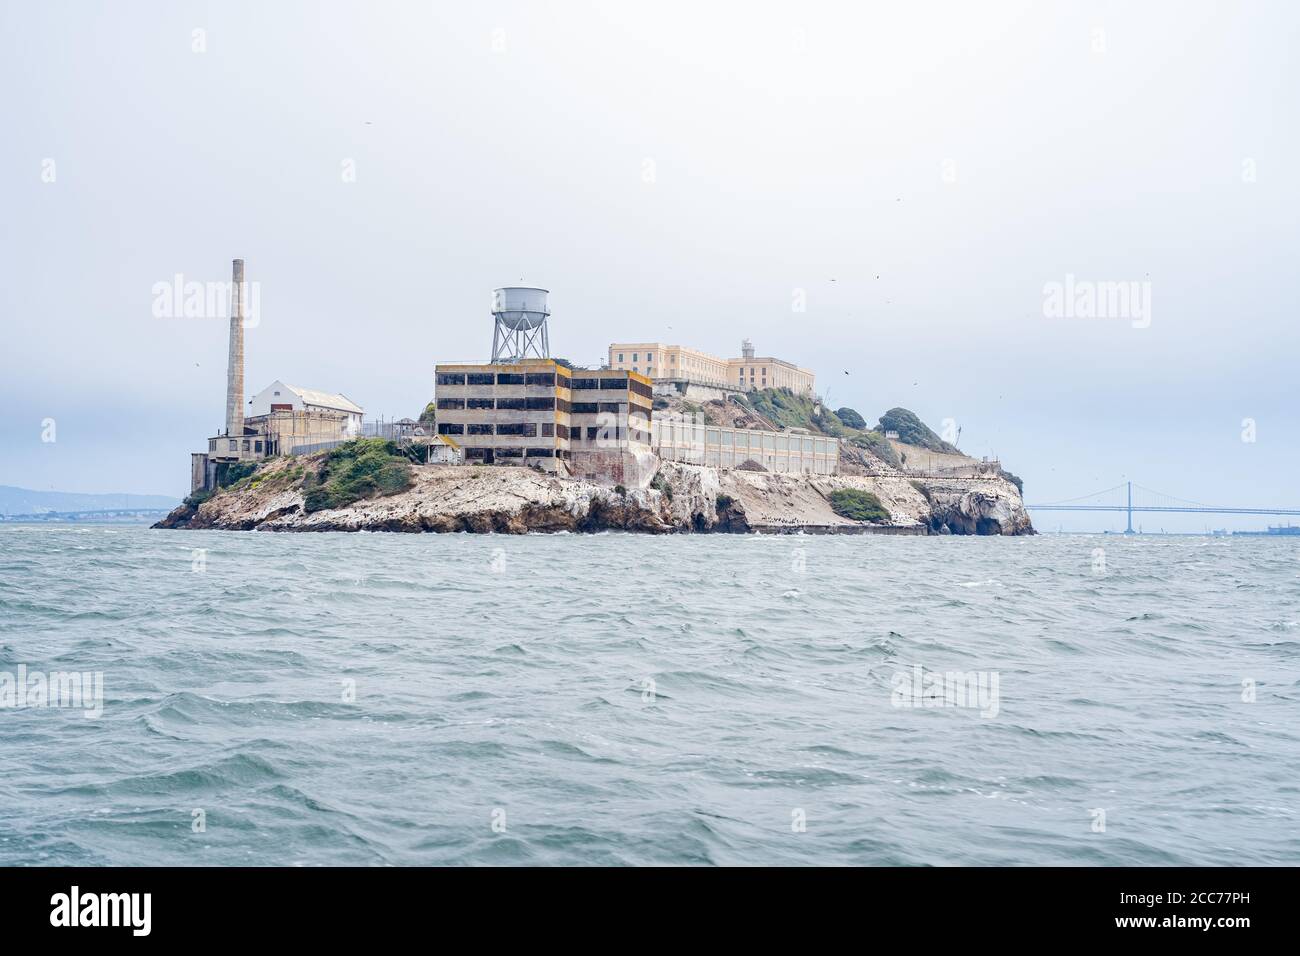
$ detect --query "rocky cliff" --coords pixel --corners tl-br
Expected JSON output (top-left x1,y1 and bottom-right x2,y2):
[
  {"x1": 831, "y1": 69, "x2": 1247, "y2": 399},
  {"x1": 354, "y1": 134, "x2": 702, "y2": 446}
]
[{"x1": 155, "y1": 454, "x2": 1032, "y2": 535}]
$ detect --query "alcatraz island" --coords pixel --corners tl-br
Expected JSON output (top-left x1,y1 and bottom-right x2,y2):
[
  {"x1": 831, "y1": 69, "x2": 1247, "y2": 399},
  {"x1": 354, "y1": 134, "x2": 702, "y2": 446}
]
[{"x1": 155, "y1": 260, "x2": 1032, "y2": 535}]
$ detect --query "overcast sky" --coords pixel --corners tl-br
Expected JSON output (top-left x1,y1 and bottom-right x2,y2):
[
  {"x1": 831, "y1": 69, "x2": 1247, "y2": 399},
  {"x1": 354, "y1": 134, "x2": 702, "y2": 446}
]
[{"x1": 2, "y1": 0, "x2": 1296, "y2": 531}]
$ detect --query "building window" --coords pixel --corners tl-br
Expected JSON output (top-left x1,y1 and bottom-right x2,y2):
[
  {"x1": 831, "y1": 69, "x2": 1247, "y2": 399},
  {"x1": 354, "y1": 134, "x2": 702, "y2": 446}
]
[
  {"x1": 541, "y1": 423, "x2": 555, "y2": 437},
  {"x1": 467, "y1": 398, "x2": 494, "y2": 409},
  {"x1": 496, "y1": 373, "x2": 524, "y2": 385},
  {"x1": 466, "y1": 373, "x2": 494, "y2": 386},
  {"x1": 228, "y1": 440, "x2": 237, "y2": 451},
  {"x1": 436, "y1": 373, "x2": 466, "y2": 386},
  {"x1": 467, "y1": 423, "x2": 493, "y2": 435},
  {"x1": 496, "y1": 422, "x2": 537, "y2": 437},
  {"x1": 437, "y1": 423, "x2": 464, "y2": 435},
  {"x1": 617, "y1": 353, "x2": 623, "y2": 362},
  {"x1": 437, "y1": 398, "x2": 465, "y2": 410}
]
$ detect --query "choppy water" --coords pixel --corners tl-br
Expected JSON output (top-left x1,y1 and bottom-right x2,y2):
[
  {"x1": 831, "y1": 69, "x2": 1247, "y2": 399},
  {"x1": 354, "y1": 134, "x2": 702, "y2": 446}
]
[{"x1": 1, "y1": 525, "x2": 1297, "y2": 866}]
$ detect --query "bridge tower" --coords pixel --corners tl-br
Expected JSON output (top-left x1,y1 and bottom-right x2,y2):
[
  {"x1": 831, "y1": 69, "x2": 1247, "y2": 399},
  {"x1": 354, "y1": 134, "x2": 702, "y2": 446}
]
[{"x1": 1124, "y1": 481, "x2": 1134, "y2": 534}]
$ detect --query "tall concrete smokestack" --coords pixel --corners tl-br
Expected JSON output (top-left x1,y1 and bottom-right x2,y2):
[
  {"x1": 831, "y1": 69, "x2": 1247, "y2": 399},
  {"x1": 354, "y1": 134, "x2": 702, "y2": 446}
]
[{"x1": 225, "y1": 258, "x2": 246, "y2": 439}]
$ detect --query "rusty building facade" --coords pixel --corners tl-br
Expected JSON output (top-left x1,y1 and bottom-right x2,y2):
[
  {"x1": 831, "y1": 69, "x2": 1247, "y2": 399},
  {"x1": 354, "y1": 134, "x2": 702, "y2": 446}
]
[{"x1": 432, "y1": 360, "x2": 654, "y2": 483}]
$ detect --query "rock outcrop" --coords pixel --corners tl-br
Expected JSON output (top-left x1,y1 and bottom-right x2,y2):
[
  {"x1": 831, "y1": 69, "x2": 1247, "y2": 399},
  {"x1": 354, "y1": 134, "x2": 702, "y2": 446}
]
[{"x1": 155, "y1": 454, "x2": 1032, "y2": 535}]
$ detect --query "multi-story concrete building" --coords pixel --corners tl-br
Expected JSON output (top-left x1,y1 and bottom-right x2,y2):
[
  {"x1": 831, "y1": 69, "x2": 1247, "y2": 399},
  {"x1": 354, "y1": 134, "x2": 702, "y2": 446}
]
[
  {"x1": 608, "y1": 338, "x2": 815, "y2": 396},
  {"x1": 567, "y1": 367, "x2": 656, "y2": 484},
  {"x1": 607, "y1": 343, "x2": 732, "y2": 388},
  {"x1": 433, "y1": 359, "x2": 573, "y2": 472},
  {"x1": 726, "y1": 339, "x2": 815, "y2": 395},
  {"x1": 432, "y1": 360, "x2": 656, "y2": 482}
]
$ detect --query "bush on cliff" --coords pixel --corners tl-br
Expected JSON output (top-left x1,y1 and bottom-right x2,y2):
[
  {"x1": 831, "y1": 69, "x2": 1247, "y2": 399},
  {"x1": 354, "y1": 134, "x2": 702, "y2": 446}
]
[
  {"x1": 999, "y1": 469, "x2": 1024, "y2": 495},
  {"x1": 214, "y1": 460, "x2": 258, "y2": 489},
  {"x1": 851, "y1": 431, "x2": 901, "y2": 469},
  {"x1": 650, "y1": 473, "x2": 673, "y2": 501},
  {"x1": 739, "y1": 388, "x2": 855, "y2": 437},
  {"x1": 182, "y1": 487, "x2": 213, "y2": 510},
  {"x1": 829, "y1": 488, "x2": 889, "y2": 523},
  {"x1": 302, "y1": 438, "x2": 413, "y2": 513}
]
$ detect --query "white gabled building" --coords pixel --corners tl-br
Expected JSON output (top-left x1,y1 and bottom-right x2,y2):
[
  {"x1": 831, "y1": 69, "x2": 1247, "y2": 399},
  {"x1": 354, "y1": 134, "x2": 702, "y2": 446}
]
[{"x1": 246, "y1": 380, "x2": 364, "y2": 437}]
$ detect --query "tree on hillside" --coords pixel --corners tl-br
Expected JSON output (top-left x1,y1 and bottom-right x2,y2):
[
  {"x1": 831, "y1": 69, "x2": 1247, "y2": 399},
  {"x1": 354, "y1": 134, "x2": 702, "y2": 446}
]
[
  {"x1": 876, "y1": 407, "x2": 959, "y2": 453},
  {"x1": 835, "y1": 406, "x2": 866, "y2": 429}
]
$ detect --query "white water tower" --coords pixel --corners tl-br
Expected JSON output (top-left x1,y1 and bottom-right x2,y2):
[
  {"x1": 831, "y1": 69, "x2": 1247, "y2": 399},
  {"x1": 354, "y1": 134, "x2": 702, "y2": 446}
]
[{"x1": 490, "y1": 287, "x2": 551, "y2": 363}]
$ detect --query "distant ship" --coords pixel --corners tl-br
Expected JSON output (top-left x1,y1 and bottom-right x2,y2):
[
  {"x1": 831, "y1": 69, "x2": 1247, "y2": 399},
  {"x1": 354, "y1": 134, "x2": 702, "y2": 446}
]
[{"x1": 1234, "y1": 524, "x2": 1300, "y2": 537}]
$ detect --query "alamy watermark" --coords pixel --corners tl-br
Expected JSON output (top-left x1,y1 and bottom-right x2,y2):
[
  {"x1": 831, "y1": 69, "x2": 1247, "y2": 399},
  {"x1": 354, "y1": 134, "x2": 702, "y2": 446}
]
[
  {"x1": 0, "y1": 665, "x2": 104, "y2": 718},
  {"x1": 1043, "y1": 274, "x2": 1151, "y2": 328},
  {"x1": 151, "y1": 274, "x2": 260, "y2": 326},
  {"x1": 891, "y1": 665, "x2": 1000, "y2": 718}
]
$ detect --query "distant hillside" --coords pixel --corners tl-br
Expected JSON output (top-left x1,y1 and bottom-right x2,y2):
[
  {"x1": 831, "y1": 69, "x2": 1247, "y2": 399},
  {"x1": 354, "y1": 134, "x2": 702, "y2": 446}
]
[{"x1": 0, "y1": 485, "x2": 180, "y2": 516}]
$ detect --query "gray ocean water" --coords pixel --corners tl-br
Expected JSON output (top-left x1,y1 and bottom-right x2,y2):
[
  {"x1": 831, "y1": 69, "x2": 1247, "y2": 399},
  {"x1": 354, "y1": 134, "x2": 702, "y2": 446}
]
[{"x1": 1, "y1": 524, "x2": 1297, "y2": 866}]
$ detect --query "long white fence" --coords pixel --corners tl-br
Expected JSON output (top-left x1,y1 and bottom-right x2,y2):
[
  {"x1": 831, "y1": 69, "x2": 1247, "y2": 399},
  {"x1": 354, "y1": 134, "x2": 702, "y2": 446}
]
[{"x1": 651, "y1": 414, "x2": 839, "y2": 475}]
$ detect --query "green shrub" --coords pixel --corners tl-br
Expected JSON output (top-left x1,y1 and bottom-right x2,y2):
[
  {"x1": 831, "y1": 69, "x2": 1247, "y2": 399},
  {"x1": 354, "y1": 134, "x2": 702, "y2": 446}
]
[
  {"x1": 302, "y1": 438, "x2": 414, "y2": 513},
  {"x1": 418, "y1": 402, "x2": 437, "y2": 424},
  {"x1": 716, "y1": 493, "x2": 734, "y2": 510},
  {"x1": 182, "y1": 487, "x2": 213, "y2": 509},
  {"x1": 999, "y1": 469, "x2": 1024, "y2": 495},
  {"x1": 829, "y1": 488, "x2": 889, "y2": 523},
  {"x1": 614, "y1": 484, "x2": 627, "y2": 496},
  {"x1": 650, "y1": 473, "x2": 673, "y2": 502},
  {"x1": 214, "y1": 460, "x2": 258, "y2": 489}
]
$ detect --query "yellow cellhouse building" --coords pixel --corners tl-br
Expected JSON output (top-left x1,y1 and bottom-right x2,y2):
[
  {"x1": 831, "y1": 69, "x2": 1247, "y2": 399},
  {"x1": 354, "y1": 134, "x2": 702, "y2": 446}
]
[{"x1": 607, "y1": 339, "x2": 815, "y2": 396}]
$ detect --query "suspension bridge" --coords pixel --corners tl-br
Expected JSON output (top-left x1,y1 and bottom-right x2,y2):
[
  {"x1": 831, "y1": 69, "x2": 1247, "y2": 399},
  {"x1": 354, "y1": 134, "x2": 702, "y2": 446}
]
[{"x1": 1026, "y1": 482, "x2": 1300, "y2": 534}]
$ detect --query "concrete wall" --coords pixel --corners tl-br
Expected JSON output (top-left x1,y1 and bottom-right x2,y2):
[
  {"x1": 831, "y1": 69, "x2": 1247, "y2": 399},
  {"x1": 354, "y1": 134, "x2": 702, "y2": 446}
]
[
  {"x1": 653, "y1": 419, "x2": 838, "y2": 474},
  {"x1": 652, "y1": 379, "x2": 742, "y2": 402}
]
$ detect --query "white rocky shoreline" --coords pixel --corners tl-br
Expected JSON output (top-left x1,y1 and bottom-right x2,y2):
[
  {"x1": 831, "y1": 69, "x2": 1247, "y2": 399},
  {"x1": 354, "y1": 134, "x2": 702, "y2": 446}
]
[{"x1": 155, "y1": 457, "x2": 1034, "y2": 536}]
